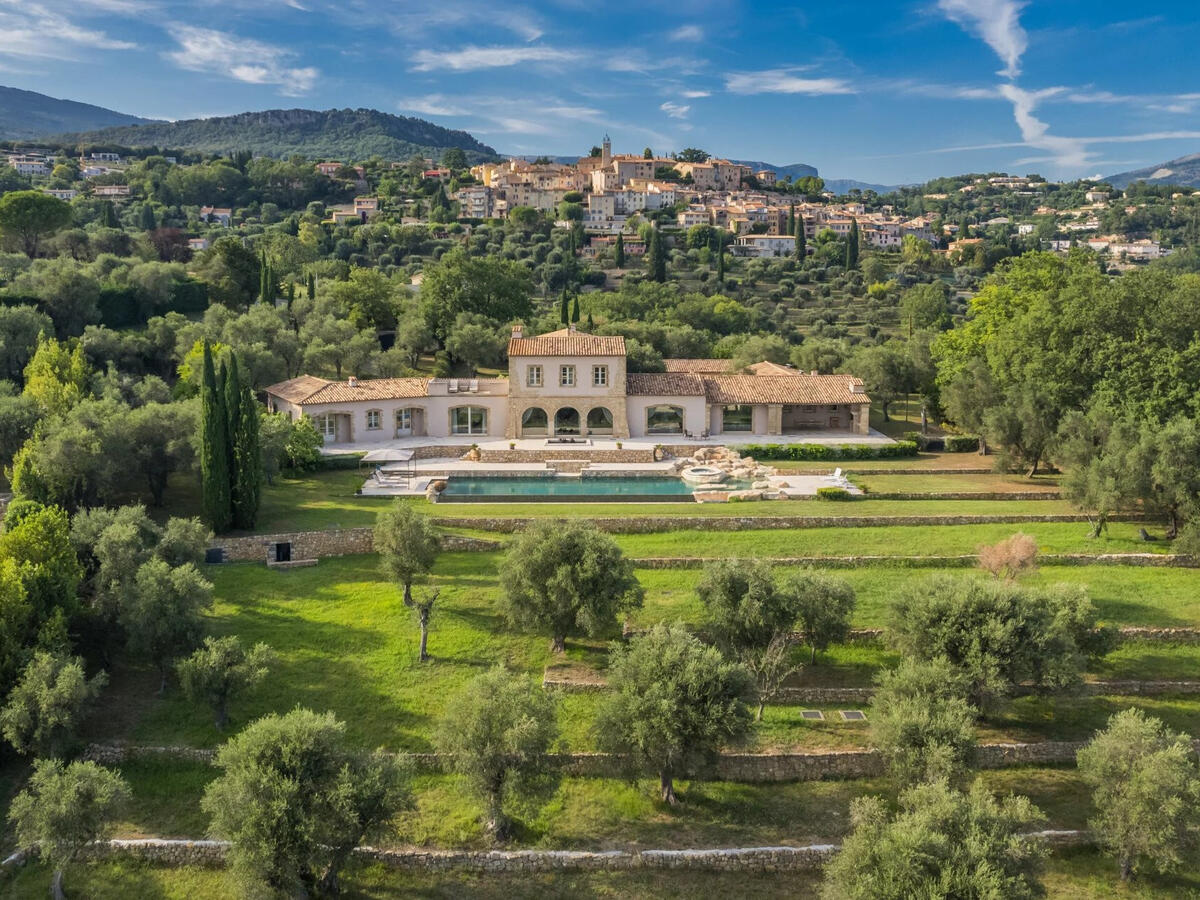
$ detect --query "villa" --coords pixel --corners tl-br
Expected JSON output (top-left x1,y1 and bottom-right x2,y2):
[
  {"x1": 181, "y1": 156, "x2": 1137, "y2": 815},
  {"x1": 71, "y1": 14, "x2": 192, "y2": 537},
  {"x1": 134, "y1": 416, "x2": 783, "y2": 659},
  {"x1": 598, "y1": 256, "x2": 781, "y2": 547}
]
[{"x1": 266, "y1": 326, "x2": 872, "y2": 447}]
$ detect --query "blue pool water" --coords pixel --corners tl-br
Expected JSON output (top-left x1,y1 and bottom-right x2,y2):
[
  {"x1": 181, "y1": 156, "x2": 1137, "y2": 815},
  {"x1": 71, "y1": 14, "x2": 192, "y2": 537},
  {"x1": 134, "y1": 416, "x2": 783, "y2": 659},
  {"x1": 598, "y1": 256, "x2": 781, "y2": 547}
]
[{"x1": 439, "y1": 475, "x2": 749, "y2": 501}]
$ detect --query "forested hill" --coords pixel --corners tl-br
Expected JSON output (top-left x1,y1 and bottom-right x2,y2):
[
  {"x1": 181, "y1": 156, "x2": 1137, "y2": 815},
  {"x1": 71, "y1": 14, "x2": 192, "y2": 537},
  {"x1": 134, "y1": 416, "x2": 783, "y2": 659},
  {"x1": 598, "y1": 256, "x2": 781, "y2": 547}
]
[
  {"x1": 52, "y1": 107, "x2": 499, "y2": 162},
  {"x1": 0, "y1": 85, "x2": 153, "y2": 139},
  {"x1": 1105, "y1": 152, "x2": 1200, "y2": 189}
]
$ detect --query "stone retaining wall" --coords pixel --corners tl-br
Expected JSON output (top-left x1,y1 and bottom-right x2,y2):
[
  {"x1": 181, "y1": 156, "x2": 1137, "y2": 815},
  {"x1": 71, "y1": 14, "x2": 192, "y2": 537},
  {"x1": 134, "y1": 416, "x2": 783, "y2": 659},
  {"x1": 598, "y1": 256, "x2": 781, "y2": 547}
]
[
  {"x1": 210, "y1": 529, "x2": 500, "y2": 563},
  {"x1": 632, "y1": 553, "x2": 1195, "y2": 569},
  {"x1": 431, "y1": 514, "x2": 1145, "y2": 534},
  {"x1": 87, "y1": 739, "x2": 1200, "y2": 784}
]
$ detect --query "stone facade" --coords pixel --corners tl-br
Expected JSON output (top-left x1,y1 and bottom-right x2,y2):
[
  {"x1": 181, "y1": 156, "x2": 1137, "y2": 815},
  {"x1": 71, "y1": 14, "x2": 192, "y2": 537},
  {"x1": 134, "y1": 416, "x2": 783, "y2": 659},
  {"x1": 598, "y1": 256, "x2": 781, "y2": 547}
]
[{"x1": 210, "y1": 529, "x2": 500, "y2": 564}]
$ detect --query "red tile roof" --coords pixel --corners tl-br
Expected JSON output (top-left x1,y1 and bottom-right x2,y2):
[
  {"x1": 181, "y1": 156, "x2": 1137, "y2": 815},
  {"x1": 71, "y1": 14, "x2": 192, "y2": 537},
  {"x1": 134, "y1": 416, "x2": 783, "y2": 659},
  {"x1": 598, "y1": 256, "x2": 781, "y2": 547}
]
[
  {"x1": 625, "y1": 373, "x2": 706, "y2": 396},
  {"x1": 702, "y1": 375, "x2": 869, "y2": 405},
  {"x1": 508, "y1": 328, "x2": 626, "y2": 357},
  {"x1": 663, "y1": 358, "x2": 734, "y2": 373},
  {"x1": 266, "y1": 375, "x2": 429, "y2": 405}
]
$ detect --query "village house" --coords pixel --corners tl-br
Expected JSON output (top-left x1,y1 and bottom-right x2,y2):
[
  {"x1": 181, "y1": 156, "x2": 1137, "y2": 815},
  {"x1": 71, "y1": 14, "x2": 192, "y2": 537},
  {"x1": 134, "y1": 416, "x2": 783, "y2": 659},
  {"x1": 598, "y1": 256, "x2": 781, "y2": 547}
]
[
  {"x1": 265, "y1": 327, "x2": 871, "y2": 445},
  {"x1": 92, "y1": 184, "x2": 131, "y2": 198},
  {"x1": 199, "y1": 206, "x2": 232, "y2": 226},
  {"x1": 9, "y1": 155, "x2": 49, "y2": 176},
  {"x1": 43, "y1": 188, "x2": 78, "y2": 201}
]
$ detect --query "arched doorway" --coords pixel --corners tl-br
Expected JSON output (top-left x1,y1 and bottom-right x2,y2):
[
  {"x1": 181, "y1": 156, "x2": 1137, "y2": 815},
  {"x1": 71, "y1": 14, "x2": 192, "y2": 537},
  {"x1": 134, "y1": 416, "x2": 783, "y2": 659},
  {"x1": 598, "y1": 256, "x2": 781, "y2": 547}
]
[
  {"x1": 554, "y1": 407, "x2": 581, "y2": 435},
  {"x1": 586, "y1": 407, "x2": 614, "y2": 435},
  {"x1": 645, "y1": 405, "x2": 684, "y2": 435},
  {"x1": 521, "y1": 407, "x2": 548, "y2": 436}
]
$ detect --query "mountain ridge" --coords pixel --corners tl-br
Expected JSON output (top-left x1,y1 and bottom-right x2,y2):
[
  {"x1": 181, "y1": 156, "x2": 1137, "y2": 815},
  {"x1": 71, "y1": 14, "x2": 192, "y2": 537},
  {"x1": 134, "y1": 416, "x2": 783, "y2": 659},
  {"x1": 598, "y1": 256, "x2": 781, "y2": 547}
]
[
  {"x1": 1105, "y1": 153, "x2": 1200, "y2": 189},
  {"x1": 48, "y1": 107, "x2": 499, "y2": 162},
  {"x1": 0, "y1": 85, "x2": 154, "y2": 140}
]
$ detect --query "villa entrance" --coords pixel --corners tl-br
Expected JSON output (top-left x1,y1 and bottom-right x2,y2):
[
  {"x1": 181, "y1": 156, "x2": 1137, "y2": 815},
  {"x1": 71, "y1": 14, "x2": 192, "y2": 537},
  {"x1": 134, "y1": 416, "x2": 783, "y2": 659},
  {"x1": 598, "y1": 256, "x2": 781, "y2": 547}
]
[{"x1": 554, "y1": 407, "x2": 581, "y2": 436}]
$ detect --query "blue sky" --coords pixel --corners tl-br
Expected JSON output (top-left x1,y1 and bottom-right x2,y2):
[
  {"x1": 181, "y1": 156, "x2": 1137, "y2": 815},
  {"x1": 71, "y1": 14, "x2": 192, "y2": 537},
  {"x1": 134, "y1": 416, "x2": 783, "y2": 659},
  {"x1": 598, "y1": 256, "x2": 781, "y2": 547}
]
[{"x1": 4, "y1": 0, "x2": 1199, "y2": 184}]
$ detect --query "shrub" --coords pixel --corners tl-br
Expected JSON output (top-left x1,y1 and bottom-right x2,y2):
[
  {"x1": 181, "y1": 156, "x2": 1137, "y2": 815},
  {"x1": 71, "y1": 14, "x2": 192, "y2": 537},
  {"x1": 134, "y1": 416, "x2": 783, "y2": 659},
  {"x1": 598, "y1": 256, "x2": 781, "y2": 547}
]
[
  {"x1": 318, "y1": 453, "x2": 365, "y2": 470},
  {"x1": 945, "y1": 435, "x2": 981, "y2": 452},
  {"x1": 903, "y1": 431, "x2": 944, "y2": 452},
  {"x1": 816, "y1": 487, "x2": 854, "y2": 501},
  {"x1": 734, "y1": 441, "x2": 918, "y2": 461},
  {"x1": 978, "y1": 533, "x2": 1038, "y2": 580}
]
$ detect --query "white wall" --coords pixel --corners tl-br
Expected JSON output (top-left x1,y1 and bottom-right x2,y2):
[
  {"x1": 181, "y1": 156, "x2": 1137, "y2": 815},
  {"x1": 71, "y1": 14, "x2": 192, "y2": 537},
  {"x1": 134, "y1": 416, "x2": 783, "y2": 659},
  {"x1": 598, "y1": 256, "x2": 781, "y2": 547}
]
[{"x1": 626, "y1": 395, "x2": 707, "y2": 438}]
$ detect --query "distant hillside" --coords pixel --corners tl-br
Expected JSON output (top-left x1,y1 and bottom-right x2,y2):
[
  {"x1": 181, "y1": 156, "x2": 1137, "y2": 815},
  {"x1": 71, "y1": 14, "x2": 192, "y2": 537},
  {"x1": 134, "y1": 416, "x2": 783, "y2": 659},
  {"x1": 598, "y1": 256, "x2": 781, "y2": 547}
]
[
  {"x1": 729, "y1": 159, "x2": 819, "y2": 180},
  {"x1": 1106, "y1": 153, "x2": 1200, "y2": 189},
  {"x1": 824, "y1": 178, "x2": 902, "y2": 195},
  {"x1": 53, "y1": 108, "x2": 499, "y2": 162},
  {"x1": 0, "y1": 85, "x2": 153, "y2": 140}
]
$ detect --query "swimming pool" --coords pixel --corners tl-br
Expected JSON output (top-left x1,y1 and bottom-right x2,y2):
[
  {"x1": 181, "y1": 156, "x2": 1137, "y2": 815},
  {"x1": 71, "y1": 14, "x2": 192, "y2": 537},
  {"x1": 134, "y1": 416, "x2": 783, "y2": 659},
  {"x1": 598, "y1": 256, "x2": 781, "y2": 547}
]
[{"x1": 438, "y1": 475, "x2": 750, "y2": 502}]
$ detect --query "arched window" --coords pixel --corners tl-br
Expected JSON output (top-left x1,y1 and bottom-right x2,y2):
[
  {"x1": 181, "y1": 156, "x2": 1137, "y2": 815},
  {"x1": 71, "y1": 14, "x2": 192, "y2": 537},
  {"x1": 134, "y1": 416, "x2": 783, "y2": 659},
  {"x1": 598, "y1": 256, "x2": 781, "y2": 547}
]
[
  {"x1": 586, "y1": 407, "x2": 614, "y2": 434},
  {"x1": 521, "y1": 407, "x2": 548, "y2": 436},
  {"x1": 450, "y1": 406, "x2": 488, "y2": 435},
  {"x1": 646, "y1": 405, "x2": 684, "y2": 435},
  {"x1": 554, "y1": 407, "x2": 581, "y2": 435}
]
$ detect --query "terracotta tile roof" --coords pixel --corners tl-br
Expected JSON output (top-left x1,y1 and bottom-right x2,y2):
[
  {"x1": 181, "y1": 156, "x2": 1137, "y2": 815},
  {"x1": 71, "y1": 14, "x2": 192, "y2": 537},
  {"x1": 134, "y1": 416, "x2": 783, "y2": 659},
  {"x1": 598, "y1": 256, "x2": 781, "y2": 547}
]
[
  {"x1": 265, "y1": 375, "x2": 333, "y2": 403},
  {"x1": 702, "y1": 375, "x2": 870, "y2": 406},
  {"x1": 625, "y1": 373, "x2": 706, "y2": 396},
  {"x1": 745, "y1": 360, "x2": 800, "y2": 376},
  {"x1": 508, "y1": 328, "x2": 626, "y2": 357},
  {"x1": 266, "y1": 375, "x2": 430, "y2": 405},
  {"x1": 664, "y1": 358, "x2": 734, "y2": 373}
]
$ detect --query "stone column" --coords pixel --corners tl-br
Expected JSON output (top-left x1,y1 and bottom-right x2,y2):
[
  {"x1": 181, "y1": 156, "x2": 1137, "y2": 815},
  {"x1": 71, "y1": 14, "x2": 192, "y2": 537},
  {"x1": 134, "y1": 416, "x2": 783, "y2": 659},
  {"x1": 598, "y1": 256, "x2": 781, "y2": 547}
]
[{"x1": 767, "y1": 404, "x2": 782, "y2": 436}]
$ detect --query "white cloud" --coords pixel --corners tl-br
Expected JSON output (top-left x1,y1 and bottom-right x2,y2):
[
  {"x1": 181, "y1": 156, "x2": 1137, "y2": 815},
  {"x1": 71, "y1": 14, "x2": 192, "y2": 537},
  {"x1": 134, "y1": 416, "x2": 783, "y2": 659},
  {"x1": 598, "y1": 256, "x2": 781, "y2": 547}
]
[
  {"x1": 669, "y1": 24, "x2": 703, "y2": 42},
  {"x1": 938, "y1": 0, "x2": 1028, "y2": 78},
  {"x1": 0, "y1": 3, "x2": 135, "y2": 59},
  {"x1": 410, "y1": 45, "x2": 572, "y2": 72},
  {"x1": 165, "y1": 26, "x2": 319, "y2": 95},
  {"x1": 397, "y1": 95, "x2": 470, "y2": 117},
  {"x1": 680, "y1": 89, "x2": 710, "y2": 98},
  {"x1": 725, "y1": 69, "x2": 855, "y2": 95},
  {"x1": 660, "y1": 101, "x2": 690, "y2": 119},
  {"x1": 997, "y1": 83, "x2": 1089, "y2": 170}
]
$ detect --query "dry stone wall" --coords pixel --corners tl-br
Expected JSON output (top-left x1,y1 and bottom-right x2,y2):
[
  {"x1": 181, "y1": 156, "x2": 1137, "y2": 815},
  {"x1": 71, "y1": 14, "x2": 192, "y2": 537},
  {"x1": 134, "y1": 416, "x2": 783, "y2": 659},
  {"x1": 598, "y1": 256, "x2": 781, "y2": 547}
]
[{"x1": 210, "y1": 529, "x2": 500, "y2": 563}]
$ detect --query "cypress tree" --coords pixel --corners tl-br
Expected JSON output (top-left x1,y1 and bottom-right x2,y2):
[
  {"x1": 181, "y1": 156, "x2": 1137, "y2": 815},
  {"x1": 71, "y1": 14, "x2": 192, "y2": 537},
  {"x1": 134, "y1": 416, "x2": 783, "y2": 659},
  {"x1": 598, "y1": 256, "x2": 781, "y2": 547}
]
[
  {"x1": 846, "y1": 218, "x2": 860, "y2": 269},
  {"x1": 787, "y1": 204, "x2": 796, "y2": 236},
  {"x1": 560, "y1": 290, "x2": 569, "y2": 325},
  {"x1": 200, "y1": 342, "x2": 232, "y2": 533},
  {"x1": 225, "y1": 354, "x2": 261, "y2": 530},
  {"x1": 715, "y1": 231, "x2": 725, "y2": 283},
  {"x1": 614, "y1": 232, "x2": 625, "y2": 268},
  {"x1": 649, "y1": 228, "x2": 666, "y2": 283},
  {"x1": 100, "y1": 201, "x2": 119, "y2": 229},
  {"x1": 306, "y1": 272, "x2": 316, "y2": 300},
  {"x1": 139, "y1": 204, "x2": 156, "y2": 231},
  {"x1": 585, "y1": 311, "x2": 595, "y2": 331},
  {"x1": 795, "y1": 216, "x2": 807, "y2": 260},
  {"x1": 571, "y1": 293, "x2": 581, "y2": 323}
]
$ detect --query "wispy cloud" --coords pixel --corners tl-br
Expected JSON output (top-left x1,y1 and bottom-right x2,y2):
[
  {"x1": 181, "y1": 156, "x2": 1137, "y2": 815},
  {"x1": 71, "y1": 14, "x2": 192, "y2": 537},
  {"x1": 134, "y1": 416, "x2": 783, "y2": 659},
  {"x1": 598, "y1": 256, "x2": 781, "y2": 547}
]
[
  {"x1": 410, "y1": 44, "x2": 572, "y2": 72},
  {"x1": 165, "y1": 26, "x2": 318, "y2": 95},
  {"x1": 660, "y1": 101, "x2": 690, "y2": 119},
  {"x1": 937, "y1": 0, "x2": 1027, "y2": 78},
  {"x1": 0, "y1": 3, "x2": 135, "y2": 60},
  {"x1": 725, "y1": 68, "x2": 855, "y2": 95},
  {"x1": 680, "y1": 89, "x2": 710, "y2": 98},
  {"x1": 669, "y1": 24, "x2": 703, "y2": 42},
  {"x1": 397, "y1": 95, "x2": 470, "y2": 117}
]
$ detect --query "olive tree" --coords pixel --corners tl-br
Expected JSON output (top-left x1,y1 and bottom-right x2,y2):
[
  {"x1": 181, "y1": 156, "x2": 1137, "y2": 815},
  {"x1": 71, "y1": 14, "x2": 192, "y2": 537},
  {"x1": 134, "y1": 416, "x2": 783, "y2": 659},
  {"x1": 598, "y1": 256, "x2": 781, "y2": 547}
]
[
  {"x1": 889, "y1": 574, "x2": 1106, "y2": 711},
  {"x1": 120, "y1": 558, "x2": 213, "y2": 694},
  {"x1": 822, "y1": 779, "x2": 1047, "y2": 900},
  {"x1": 781, "y1": 570, "x2": 856, "y2": 663},
  {"x1": 595, "y1": 624, "x2": 753, "y2": 805},
  {"x1": 375, "y1": 503, "x2": 441, "y2": 660},
  {"x1": 8, "y1": 759, "x2": 129, "y2": 900},
  {"x1": 201, "y1": 708, "x2": 412, "y2": 897},
  {"x1": 177, "y1": 636, "x2": 275, "y2": 730},
  {"x1": 1076, "y1": 709, "x2": 1200, "y2": 881},
  {"x1": 0, "y1": 651, "x2": 106, "y2": 757},
  {"x1": 499, "y1": 521, "x2": 643, "y2": 653},
  {"x1": 869, "y1": 657, "x2": 978, "y2": 785},
  {"x1": 436, "y1": 667, "x2": 558, "y2": 840}
]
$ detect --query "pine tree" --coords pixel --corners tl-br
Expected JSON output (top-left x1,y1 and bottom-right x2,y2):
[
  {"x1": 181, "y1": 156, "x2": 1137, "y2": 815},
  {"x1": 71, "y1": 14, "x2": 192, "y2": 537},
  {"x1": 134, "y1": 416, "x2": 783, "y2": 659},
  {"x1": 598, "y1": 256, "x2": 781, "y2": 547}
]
[
  {"x1": 225, "y1": 355, "x2": 261, "y2": 531},
  {"x1": 614, "y1": 232, "x2": 625, "y2": 268},
  {"x1": 795, "y1": 216, "x2": 807, "y2": 260},
  {"x1": 571, "y1": 293, "x2": 581, "y2": 323},
  {"x1": 560, "y1": 290, "x2": 569, "y2": 325},
  {"x1": 200, "y1": 342, "x2": 232, "y2": 533},
  {"x1": 846, "y1": 217, "x2": 860, "y2": 269}
]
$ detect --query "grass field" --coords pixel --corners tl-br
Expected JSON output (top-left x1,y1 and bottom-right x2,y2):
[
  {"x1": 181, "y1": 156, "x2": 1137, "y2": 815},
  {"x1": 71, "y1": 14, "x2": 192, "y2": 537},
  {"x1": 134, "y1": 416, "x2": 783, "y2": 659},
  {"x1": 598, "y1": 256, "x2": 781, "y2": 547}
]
[
  {"x1": 68, "y1": 554, "x2": 1200, "y2": 760},
  {"x1": 855, "y1": 471, "x2": 1061, "y2": 493}
]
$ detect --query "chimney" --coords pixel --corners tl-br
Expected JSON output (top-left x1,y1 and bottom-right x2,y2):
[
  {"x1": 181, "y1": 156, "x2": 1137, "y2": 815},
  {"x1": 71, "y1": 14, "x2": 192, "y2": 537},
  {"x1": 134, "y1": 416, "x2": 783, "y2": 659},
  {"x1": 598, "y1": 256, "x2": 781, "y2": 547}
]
[
  {"x1": 850, "y1": 381, "x2": 864, "y2": 394},
  {"x1": 568, "y1": 323, "x2": 577, "y2": 333},
  {"x1": 347, "y1": 376, "x2": 358, "y2": 387},
  {"x1": 511, "y1": 324, "x2": 523, "y2": 339},
  {"x1": 811, "y1": 370, "x2": 818, "y2": 376}
]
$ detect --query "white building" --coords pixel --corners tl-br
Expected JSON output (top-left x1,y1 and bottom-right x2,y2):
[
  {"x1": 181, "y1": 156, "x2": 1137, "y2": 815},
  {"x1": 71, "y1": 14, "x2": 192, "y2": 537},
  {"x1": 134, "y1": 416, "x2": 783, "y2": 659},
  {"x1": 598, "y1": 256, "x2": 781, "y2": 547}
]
[{"x1": 266, "y1": 327, "x2": 871, "y2": 445}]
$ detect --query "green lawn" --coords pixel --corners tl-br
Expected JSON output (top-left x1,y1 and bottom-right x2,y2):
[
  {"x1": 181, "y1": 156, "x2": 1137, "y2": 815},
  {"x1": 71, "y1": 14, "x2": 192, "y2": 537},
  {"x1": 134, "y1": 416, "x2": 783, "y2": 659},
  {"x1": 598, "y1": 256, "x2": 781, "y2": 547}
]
[
  {"x1": 69, "y1": 555, "x2": 1200, "y2": 763},
  {"x1": 612, "y1": 521, "x2": 1164, "y2": 559},
  {"x1": 855, "y1": 471, "x2": 1061, "y2": 494}
]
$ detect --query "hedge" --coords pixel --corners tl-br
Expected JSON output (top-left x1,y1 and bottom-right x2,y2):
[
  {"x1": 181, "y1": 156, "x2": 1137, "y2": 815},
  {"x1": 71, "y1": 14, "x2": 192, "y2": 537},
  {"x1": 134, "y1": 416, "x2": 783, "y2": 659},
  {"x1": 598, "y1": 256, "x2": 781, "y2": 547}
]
[
  {"x1": 318, "y1": 453, "x2": 365, "y2": 470},
  {"x1": 902, "y1": 431, "x2": 943, "y2": 452},
  {"x1": 815, "y1": 487, "x2": 855, "y2": 501},
  {"x1": 945, "y1": 435, "x2": 981, "y2": 452},
  {"x1": 735, "y1": 441, "x2": 918, "y2": 461}
]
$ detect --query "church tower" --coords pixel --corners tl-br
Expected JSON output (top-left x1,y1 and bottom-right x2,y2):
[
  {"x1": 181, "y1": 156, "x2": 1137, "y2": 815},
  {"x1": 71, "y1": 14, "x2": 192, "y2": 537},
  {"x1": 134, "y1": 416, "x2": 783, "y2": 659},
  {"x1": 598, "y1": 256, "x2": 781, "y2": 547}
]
[{"x1": 601, "y1": 133, "x2": 612, "y2": 166}]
